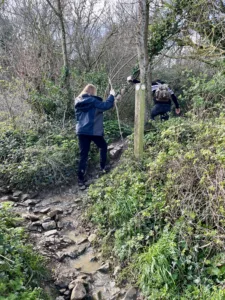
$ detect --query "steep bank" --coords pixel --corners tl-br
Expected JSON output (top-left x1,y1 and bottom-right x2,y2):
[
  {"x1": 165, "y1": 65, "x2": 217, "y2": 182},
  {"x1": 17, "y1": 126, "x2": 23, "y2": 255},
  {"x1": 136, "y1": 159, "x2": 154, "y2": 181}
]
[{"x1": 88, "y1": 116, "x2": 225, "y2": 299}]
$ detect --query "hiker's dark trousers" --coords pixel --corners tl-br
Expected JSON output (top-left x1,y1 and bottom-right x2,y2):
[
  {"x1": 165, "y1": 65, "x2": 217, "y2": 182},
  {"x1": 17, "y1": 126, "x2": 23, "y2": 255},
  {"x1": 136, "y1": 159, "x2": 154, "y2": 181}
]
[
  {"x1": 78, "y1": 135, "x2": 107, "y2": 179},
  {"x1": 151, "y1": 104, "x2": 171, "y2": 120}
]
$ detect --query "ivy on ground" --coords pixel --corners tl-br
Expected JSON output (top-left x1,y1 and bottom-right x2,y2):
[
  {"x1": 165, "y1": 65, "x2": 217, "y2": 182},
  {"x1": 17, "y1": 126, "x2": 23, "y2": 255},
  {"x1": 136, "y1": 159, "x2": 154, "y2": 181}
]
[
  {"x1": 88, "y1": 115, "x2": 225, "y2": 299},
  {"x1": 0, "y1": 203, "x2": 49, "y2": 300}
]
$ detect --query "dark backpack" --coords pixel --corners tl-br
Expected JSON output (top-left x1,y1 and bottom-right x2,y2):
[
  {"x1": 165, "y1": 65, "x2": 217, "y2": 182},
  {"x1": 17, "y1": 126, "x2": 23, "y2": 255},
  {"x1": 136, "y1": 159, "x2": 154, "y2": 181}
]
[{"x1": 155, "y1": 84, "x2": 171, "y2": 102}]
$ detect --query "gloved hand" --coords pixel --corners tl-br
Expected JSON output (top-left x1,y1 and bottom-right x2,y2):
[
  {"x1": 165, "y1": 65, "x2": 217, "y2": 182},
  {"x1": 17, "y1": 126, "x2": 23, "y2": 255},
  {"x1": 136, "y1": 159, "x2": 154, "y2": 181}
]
[
  {"x1": 110, "y1": 89, "x2": 116, "y2": 96},
  {"x1": 175, "y1": 108, "x2": 180, "y2": 115},
  {"x1": 115, "y1": 94, "x2": 121, "y2": 101},
  {"x1": 127, "y1": 75, "x2": 133, "y2": 83}
]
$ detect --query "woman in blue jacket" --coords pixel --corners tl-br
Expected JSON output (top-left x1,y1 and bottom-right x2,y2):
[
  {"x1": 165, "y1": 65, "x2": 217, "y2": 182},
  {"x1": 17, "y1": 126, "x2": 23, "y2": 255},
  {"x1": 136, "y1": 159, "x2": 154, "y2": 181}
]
[{"x1": 75, "y1": 84, "x2": 115, "y2": 187}]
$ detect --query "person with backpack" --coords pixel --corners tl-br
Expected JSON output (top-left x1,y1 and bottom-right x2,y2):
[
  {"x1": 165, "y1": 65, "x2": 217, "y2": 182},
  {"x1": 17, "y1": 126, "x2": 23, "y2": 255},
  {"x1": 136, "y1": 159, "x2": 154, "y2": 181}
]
[
  {"x1": 127, "y1": 77, "x2": 180, "y2": 120},
  {"x1": 75, "y1": 84, "x2": 115, "y2": 188}
]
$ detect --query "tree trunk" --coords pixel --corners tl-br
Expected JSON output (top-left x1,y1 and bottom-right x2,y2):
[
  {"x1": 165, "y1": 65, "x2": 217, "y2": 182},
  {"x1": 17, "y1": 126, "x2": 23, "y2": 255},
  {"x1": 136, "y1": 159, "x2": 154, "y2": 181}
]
[
  {"x1": 136, "y1": 0, "x2": 152, "y2": 122},
  {"x1": 46, "y1": 0, "x2": 72, "y2": 113},
  {"x1": 56, "y1": 0, "x2": 70, "y2": 90}
]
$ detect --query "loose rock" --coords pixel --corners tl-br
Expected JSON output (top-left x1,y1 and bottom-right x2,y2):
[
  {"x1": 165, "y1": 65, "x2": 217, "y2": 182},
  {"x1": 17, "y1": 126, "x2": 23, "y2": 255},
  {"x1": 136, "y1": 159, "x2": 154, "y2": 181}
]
[
  {"x1": 39, "y1": 207, "x2": 51, "y2": 214},
  {"x1": 29, "y1": 191, "x2": 39, "y2": 199},
  {"x1": 42, "y1": 220, "x2": 57, "y2": 231},
  {"x1": 109, "y1": 146, "x2": 123, "y2": 159},
  {"x1": 88, "y1": 233, "x2": 97, "y2": 243},
  {"x1": 42, "y1": 217, "x2": 52, "y2": 223},
  {"x1": 24, "y1": 199, "x2": 40, "y2": 206},
  {"x1": 57, "y1": 221, "x2": 64, "y2": 229},
  {"x1": 32, "y1": 221, "x2": 42, "y2": 226},
  {"x1": 70, "y1": 283, "x2": 86, "y2": 300},
  {"x1": 92, "y1": 291, "x2": 102, "y2": 300},
  {"x1": 122, "y1": 287, "x2": 137, "y2": 300},
  {"x1": 113, "y1": 266, "x2": 121, "y2": 277},
  {"x1": 0, "y1": 195, "x2": 16, "y2": 202},
  {"x1": 74, "y1": 198, "x2": 81, "y2": 203},
  {"x1": 21, "y1": 194, "x2": 30, "y2": 202},
  {"x1": 22, "y1": 213, "x2": 40, "y2": 222},
  {"x1": 77, "y1": 235, "x2": 88, "y2": 245},
  {"x1": 90, "y1": 256, "x2": 98, "y2": 262},
  {"x1": 64, "y1": 290, "x2": 70, "y2": 296},
  {"x1": 13, "y1": 190, "x2": 23, "y2": 198},
  {"x1": 44, "y1": 229, "x2": 58, "y2": 237},
  {"x1": 48, "y1": 208, "x2": 63, "y2": 218},
  {"x1": 27, "y1": 224, "x2": 42, "y2": 232},
  {"x1": 68, "y1": 278, "x2": 87, "y2": 290},
  {"x1": 97, "y1": 262, "x2": 110, "y2": 273}
]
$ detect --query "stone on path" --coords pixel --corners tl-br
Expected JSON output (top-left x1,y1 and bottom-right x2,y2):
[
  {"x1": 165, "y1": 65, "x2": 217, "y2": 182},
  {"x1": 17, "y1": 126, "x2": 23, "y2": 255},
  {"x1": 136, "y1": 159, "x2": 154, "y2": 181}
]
[
  {"x1": 56, "y1": 296, "x2": 65, "y2": 300},
  {"x1": 88, "y1": 233, "x2": 97, "y2": 243},
  {"x1": 44, "y1": 229, "x2": 58, "y2": 237},
  {"x1": 79, "y1": 185, "x2": 86, "y2": 191},
  {"x1": 68, "y1": 278, "x2": 86, "y2": 290},
  {"x1": 21, "y1": 194, "x2": 30, "y2": 201},
  {"x1": 74, "y1": 198, "x2": 81, "y2": 203},
  {"x1": 13, "y1": 190, "x2": 22, "y2": 198},
  {"x1": 57, "y1": 221, "x2": 64, "y2": 229},
  {"x1": 0, "y1": 195, "x2": 17, "y2": 202},
  {"x1": 42, "y1": 217, "x2": 52, "y2": 223},
  {"x1": 122, "y1": 287, "x2": 137, "y2": 300},
  {"x1": 42, "y1": 220, "x2": 56, "y2": 231},
  {"x1": 22, "y1": 213, "x2": 39, "y2": 222},
  {"x1": 109, "y1": 145, "x2": 123, "y2": 159},
  {"x1": 48, "y1": 208, "x2": 63, "y2": 218},
  {"x1": 97, "y1": 262, "x2": 110, "y2": 273},
  {"x1": 27, "y1": 223, "x2": 42, "y2": 232},
  {"x1": 92, "y1": 290, "x2": 102, "y2": 300},
  {"x1": 113, "y1": 266, "x2": 121, "y2": 277},
  {"x1": 77, "y1": 235, "x2": 88, "y2": 245},
  {"x1": 70, "y1": 283, "x2": 86, "y2": 300},
  {"x1": 40, "y1": 207, "x2": 51, "y2": 214},
  {"x1": 24, "y1": 199, "x2": 41, "y2": 206},
  {"x1": 32, "y1": 221, "x2": 42, "y2": 226}
]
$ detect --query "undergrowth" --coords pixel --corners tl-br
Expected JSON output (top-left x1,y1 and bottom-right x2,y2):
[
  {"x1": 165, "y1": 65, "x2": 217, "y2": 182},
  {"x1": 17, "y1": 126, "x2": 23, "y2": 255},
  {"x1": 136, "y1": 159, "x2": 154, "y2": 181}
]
[
  {"x1": 0, "y1": 203, "x2": 49, "y2": 300},
  {"x1": 0, "y1": 114, "x2": 131, "y2": 191},
  {"x1": 88, "y1": 115, "x2": 225, "y2": 299}
]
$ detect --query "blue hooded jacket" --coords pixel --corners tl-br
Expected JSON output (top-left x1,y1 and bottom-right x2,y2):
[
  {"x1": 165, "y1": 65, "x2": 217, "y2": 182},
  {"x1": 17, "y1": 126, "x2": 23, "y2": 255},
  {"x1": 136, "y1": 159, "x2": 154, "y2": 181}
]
[{"x1": 75, "y1": 93, "x2": 114, "y2": 136}]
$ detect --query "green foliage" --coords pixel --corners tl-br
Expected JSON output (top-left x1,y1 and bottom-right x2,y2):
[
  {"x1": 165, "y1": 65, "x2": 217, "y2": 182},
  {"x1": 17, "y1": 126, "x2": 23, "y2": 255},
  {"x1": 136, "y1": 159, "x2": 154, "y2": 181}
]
[
  {"x1": 0, "y1": 117, "x2": 79, "y2": 191},
  {"x1": 0, "y1": 203, "x2": 48, "y2": 300},
  {"x1": 148, "y1": 14, "x2": 179, "y2": 60},
  {"x1": 104, "y1": 120, "x2": 132, "y2": 143},
  {"x1": 181, "y1": 71, "x2": 225, "y2": 117},
  {"x1": 0, "y1": 113, "x2": 130, "y2": 191},
  {"x1": 138, "y1": 229, "x2": 179, "y2": 299},
  {"x1": 88, "y1": 114, "x2": 225, "y2": 298},
  {"x1": 72, "y1": 67, "x2": 108, "y2": 98},
  {"x1": 28, "y1": 80, "x2": 71, "y2": 118}
]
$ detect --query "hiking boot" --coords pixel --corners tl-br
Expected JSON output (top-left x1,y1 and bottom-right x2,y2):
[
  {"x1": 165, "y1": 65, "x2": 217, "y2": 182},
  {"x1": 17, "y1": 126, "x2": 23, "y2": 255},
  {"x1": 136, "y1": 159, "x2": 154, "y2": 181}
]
[
  {"x1": 78, "y1": 178, "x2": 86, "y2": 190},
  {"x1": 100, "y1": 168, "x2": 107, "y2": 175}
]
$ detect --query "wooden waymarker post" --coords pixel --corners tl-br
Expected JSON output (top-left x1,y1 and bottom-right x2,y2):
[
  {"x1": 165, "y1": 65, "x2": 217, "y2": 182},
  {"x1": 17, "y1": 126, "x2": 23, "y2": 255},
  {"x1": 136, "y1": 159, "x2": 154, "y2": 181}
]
[{"x1": 134, "y1": 83, "x2": 145, "y2": 159}]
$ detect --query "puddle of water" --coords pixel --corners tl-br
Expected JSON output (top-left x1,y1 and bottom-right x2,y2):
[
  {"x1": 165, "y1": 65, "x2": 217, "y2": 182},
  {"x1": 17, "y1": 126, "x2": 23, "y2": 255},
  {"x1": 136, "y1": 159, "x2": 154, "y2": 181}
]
[{"x1": 69, "y1": 250, "x2": 101, "y2": 273}]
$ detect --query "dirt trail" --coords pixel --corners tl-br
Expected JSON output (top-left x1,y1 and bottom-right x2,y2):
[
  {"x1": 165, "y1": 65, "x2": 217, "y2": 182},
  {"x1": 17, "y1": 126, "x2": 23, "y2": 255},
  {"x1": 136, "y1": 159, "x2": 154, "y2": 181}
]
[{"x1": 9, "y1": 140, "x2": 140, "y2": 300}]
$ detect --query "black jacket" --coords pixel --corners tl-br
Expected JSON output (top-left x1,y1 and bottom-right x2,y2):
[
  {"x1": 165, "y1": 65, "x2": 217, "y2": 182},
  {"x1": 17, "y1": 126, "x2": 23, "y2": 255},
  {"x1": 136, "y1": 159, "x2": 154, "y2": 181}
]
[{"x1": 131, "y1": 79, "x2": 179, "y2": 109}]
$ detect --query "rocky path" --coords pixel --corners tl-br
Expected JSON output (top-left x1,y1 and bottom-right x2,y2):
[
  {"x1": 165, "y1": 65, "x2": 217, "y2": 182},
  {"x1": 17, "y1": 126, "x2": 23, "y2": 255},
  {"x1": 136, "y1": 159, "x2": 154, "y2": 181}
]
[{"x1": 1, "y1": 141, "x2": 140, "y2": 300}]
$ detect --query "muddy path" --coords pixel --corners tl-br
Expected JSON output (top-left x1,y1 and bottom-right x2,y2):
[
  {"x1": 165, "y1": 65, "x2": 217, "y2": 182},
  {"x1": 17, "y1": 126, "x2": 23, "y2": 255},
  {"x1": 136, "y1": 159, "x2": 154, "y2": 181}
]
[
  {"x1": 8, "y1": 140, "x2": 141, "y2": 300},
  {"x1": 13, "y1": 184, "x2": 122, "y2": 300}
]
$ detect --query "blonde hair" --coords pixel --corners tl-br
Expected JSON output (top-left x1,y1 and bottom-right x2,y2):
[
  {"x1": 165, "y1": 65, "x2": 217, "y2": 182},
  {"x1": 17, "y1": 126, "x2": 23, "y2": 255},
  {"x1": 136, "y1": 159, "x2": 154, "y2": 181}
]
[{"x1": 78, "y1": 84, "x2": 97, "y2": 97}]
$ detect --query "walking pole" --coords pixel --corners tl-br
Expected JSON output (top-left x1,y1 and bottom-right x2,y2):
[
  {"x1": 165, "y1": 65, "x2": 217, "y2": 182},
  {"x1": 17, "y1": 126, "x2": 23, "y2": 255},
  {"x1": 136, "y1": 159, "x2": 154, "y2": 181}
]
[{"x1": 108, "y1": 77, "x2": 124, "y2": 142}]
